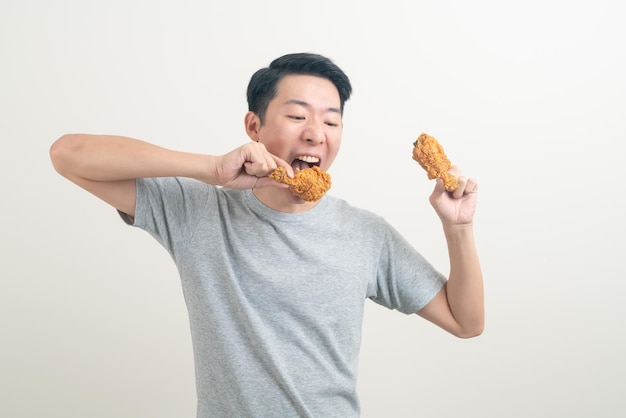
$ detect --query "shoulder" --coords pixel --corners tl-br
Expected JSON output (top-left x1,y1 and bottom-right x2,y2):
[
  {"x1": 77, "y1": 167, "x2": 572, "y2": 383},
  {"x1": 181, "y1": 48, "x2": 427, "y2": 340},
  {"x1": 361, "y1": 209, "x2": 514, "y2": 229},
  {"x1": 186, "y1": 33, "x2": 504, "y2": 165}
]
[{"x1": 135, "y1": 177, "x2": 229, "y2": 219}]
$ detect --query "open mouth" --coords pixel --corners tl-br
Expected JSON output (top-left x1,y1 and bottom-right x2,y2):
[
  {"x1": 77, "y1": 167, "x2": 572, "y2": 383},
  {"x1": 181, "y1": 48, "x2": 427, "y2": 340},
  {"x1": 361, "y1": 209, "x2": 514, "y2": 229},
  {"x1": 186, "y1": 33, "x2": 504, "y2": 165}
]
[{"x1": 291, "y1": 155, "x2": 320, "y2": 172}]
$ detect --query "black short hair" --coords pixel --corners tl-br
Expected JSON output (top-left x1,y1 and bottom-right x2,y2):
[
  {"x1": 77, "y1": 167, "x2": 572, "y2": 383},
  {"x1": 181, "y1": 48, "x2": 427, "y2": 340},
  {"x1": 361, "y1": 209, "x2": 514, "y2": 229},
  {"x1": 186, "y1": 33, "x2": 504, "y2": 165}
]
[{"x1": 246, "y1": 53, "x2": 352, "y2": 124}]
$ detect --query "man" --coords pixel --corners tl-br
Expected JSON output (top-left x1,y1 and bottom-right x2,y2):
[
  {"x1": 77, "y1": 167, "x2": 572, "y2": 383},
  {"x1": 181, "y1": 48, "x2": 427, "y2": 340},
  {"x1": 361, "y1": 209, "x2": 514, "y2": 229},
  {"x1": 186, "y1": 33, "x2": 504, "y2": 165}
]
[{"x1": 50, "y1": 53, "x2": 483, "y2": 417}]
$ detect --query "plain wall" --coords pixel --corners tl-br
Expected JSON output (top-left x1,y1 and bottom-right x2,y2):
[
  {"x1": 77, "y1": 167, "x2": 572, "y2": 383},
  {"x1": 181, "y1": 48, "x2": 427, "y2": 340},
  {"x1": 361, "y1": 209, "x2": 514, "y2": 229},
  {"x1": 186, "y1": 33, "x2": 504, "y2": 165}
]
[{"x1": 2, "y1": 1, "x2": 625, "y2": 417}]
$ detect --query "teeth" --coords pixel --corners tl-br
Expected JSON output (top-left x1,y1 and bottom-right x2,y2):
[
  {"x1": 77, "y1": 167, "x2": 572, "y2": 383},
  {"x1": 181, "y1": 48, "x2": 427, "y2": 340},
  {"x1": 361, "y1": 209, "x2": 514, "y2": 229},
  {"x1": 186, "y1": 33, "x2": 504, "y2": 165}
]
[{"x1": 296, "y1": 155, "x2": 320, "y2": 163}]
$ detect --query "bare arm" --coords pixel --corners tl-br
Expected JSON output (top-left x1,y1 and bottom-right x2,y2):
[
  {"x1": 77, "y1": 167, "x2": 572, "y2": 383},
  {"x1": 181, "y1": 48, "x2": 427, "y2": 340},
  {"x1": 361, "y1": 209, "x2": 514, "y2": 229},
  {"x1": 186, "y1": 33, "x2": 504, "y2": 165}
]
[
  {"x1": 416, "y1": 167, "x2": 484, "y2": 338},
  {"x1": 50, "y1": 133, "x2": 291, "y2": 216}
]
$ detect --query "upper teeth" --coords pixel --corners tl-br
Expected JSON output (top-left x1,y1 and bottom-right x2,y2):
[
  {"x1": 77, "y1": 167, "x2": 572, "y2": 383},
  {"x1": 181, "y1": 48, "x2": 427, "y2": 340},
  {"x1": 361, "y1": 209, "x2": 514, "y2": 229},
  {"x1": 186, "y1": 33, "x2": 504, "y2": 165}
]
[{"x1": 296, "y1": 155, "x2": 319, "y2": 163}]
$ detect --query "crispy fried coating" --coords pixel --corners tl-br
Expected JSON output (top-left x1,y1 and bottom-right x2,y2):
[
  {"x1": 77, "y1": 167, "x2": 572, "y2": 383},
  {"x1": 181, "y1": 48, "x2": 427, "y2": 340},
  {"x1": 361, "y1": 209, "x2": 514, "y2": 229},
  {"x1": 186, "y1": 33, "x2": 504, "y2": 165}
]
[
  {"x1": 270, "y1": 166, "x2": 332, "y2": 202},
  {"x1": 412, "y1": 133, "x2": 459, "y2": 191}
]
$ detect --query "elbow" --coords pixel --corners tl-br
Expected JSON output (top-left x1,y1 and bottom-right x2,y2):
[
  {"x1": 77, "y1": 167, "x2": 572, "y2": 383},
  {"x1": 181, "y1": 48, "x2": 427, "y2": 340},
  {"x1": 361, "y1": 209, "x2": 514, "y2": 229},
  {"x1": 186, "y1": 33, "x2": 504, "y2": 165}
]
[
  {"x1": 454, "y1": 321, "x2": 484, "y2": 339},
  {"x1": 457, "y1": 327, "x2": 484, "y2": 339},
  {"x1": 50, "y1": 133, "x2": 82, "y2": 176}
]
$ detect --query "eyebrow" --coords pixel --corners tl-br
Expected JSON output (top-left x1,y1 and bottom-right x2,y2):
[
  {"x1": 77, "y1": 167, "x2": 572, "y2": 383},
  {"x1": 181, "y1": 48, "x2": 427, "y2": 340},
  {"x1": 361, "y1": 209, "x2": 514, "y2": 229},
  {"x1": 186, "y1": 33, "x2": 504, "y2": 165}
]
[{"x1": 284, "y1": 99, "x2": 341, "y2": 115}]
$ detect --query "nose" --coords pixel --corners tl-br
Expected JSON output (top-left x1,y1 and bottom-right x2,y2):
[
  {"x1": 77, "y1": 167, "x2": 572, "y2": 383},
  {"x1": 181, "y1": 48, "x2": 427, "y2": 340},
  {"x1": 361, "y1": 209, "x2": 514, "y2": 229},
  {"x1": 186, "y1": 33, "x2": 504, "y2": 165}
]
[{"x1": 303, "y1": 120, "x2": 325, "y2": 145}]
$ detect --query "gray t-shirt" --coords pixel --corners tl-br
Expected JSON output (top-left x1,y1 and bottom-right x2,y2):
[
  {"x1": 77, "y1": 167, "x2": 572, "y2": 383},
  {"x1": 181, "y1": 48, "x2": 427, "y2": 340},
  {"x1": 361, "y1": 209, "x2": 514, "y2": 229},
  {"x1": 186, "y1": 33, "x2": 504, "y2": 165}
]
[{"x1": 123, "y1": 177, "x2": 446, "y2": 418}]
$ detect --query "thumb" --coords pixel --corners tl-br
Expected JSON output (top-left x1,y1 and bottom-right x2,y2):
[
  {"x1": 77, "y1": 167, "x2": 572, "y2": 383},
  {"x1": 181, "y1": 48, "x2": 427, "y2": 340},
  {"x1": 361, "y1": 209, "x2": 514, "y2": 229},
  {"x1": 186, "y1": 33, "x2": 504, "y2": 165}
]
[
  {"x1": 429, "y1": 178, "x2": 446, "y2": 203},
  {"x1": 433, "y1": 178, "x2": 446, "y2": 194}
]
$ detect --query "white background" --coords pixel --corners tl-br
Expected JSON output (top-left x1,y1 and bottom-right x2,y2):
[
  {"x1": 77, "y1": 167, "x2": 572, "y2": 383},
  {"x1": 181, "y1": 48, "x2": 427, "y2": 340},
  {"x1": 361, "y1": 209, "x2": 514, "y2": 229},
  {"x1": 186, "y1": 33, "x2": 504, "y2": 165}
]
[{"x1": 2, "y1": 1, "x2": 625, "y2": 417}]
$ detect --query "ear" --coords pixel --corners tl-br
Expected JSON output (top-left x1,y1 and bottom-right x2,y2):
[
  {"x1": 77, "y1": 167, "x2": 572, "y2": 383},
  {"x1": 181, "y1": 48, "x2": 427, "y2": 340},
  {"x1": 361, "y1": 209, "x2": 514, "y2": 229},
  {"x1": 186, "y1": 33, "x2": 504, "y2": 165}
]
[{"x1": 244, "y1": 111, "x2": 261, "y2": 142}]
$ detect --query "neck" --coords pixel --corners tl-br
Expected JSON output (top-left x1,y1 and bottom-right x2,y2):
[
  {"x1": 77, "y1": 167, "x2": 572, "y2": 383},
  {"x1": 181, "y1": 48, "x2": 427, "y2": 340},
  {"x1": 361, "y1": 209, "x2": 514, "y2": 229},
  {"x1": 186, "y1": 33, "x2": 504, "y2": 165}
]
[{"x1": 252, "y1": 187, "x2": 319, "y2": 213}]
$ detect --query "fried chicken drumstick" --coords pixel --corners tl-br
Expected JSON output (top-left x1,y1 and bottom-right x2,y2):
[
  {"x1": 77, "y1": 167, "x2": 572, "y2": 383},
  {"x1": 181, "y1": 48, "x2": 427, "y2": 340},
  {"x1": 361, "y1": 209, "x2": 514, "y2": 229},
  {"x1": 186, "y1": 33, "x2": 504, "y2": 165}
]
[
  {"x1": 270, "y1": 166, "x2": 332, "y2": 202},
  {"x1": 412, "y1": 133, "x2": 459, "y2": 191}
]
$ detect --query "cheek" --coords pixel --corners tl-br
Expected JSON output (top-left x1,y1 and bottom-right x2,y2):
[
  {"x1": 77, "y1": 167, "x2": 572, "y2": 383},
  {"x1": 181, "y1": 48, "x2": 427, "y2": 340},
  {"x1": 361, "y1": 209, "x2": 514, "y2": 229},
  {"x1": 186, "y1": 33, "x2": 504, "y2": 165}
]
[
  {"x1": 261, "y1": 122, "x2": 290, "y2": 141},
  {"x1": 329, "y1": 134, "x2": 342, "y2": 152},
  {"x1": 324, "y1": 137, "x2": 342, "y2": 168},
  {"x1": 259, "y1": 128, "x2": 290, "y2": 155},
  {"x1": 258, "y1": 126, "x2": 279, "y2": 145}
]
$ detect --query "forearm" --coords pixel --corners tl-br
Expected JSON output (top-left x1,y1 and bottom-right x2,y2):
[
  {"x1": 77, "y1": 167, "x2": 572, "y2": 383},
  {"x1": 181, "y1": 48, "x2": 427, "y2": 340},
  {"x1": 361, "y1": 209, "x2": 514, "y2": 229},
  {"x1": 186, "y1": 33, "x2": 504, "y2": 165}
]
[
  {"x1": 443, "y1": 222, "x2": 484, "y2": 336},
  {"x1": 50, "y1": 133, "x2": 216, "y2": 183}
]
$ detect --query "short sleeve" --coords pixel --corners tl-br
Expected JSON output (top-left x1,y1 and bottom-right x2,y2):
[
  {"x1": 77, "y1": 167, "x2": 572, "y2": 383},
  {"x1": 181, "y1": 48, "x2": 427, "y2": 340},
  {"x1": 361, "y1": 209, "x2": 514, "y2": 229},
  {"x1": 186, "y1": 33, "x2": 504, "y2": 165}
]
[
  {"x1": 119, "y1": 177, "x2": 214, "y2": 258},
  {"x1": 370, "y1": 225, "x2": 447, "y2": 314}
]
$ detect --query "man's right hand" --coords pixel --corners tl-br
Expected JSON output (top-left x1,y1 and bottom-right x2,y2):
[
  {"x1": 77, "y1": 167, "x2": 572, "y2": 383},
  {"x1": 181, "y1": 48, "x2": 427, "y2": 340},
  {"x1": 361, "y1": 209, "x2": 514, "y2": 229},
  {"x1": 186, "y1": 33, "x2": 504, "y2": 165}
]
[{"x1": 209, "y1": 142, "x2": 294, "y2": 190}]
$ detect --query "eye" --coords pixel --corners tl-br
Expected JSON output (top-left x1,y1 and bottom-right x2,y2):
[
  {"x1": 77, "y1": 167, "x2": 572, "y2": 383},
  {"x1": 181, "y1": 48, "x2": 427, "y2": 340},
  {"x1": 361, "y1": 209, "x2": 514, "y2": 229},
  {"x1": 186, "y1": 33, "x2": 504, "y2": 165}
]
[{"x1": 288, "y1": 115, "x2": 305, "y2": 121}]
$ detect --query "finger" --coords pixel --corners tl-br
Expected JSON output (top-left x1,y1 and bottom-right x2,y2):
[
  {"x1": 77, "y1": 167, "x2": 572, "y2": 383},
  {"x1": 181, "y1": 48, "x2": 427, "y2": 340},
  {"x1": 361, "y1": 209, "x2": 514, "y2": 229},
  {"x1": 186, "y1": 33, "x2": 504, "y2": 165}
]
[
  {"x1": 243, "y1": 159, "x2": 264, "y2": 175},
  {"x1": 245, "y1": 142, "x2": 294, "y2": 178},
  {"x1": 252, "y1": 142, "x2": 282, "y2": 173},
  {"x1": 243, "y1": 148, "x2": 278, "y2": 177},
  {"x1": 465, "y1": 177, "x2": 478, "y2": 194},
  {"x1": 271, "y1": 155, "x2": 294, "y2": 177},
  {"x1": 429, "y1": 178, "x2": 451, "y2": 208},
  {"x1": 448, "y1": 165, "x2": 461, "y2": 177},
  {"x1": 450, "y1": 175, "x2": 466, "y2": 198},
  {"x1": 261, "y1": 152, "x2": 279, "y2": 173},
  {"x1": 429, "y1": 178, "x2": 445, "y2": 200}
]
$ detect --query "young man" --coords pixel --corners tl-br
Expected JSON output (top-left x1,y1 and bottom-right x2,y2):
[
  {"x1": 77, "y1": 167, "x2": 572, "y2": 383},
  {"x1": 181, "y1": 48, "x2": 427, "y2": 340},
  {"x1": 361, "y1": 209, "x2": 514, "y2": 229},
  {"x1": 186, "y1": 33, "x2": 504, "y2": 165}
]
[{"x1": 50, "y1": 53, "x2": 483, "y2": 417}]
